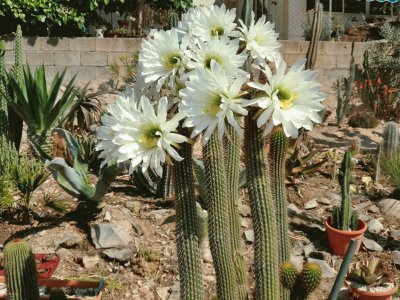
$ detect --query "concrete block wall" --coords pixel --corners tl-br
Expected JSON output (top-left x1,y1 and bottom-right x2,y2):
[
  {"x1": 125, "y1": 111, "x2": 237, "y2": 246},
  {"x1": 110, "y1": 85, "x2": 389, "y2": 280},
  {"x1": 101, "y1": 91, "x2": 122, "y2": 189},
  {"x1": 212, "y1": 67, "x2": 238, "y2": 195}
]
[{"x1": 1, "y1": 37, "x2": 366, "y2": 83}]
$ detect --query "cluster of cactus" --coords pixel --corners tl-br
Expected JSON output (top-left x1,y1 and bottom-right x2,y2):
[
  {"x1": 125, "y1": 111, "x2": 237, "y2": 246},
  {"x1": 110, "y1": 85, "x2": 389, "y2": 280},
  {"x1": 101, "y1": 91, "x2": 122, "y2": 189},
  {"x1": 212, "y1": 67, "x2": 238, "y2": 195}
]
[
  {"x1": 331, "y1": 150, "x2": 359, "y2": 231},
  {"x1": 132, "y1": 164, "x2": 172, "y2": 199},
  {"x1": 168, "y1": 11, "x2": 179, "y2": 29},
  {"x1": 382, "y1": 121, "x2": 399, "y2": 158},
  {"x1": 4, "y1": 239, "x2": 40, "y2": 300},
  {"x1": 347, "y1": 258, "x2": 393, "y2": 287},
  {"x1": 280, "y1": 261, "x2": 322, "y2": 300},
  {"x1": 305, "y1": 2, "x2": 323, "y2": 70},
  {"x1": 336, "y1": 42, "x2": 356, "y2": 126}
]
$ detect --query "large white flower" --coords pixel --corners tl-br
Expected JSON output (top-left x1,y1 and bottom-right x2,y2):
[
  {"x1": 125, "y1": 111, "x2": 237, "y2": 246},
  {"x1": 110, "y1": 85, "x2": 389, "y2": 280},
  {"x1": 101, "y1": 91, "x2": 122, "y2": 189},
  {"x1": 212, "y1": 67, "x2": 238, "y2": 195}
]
[
  {"x1": 180, "y1": 62, "x2": 248, "y2": 144},
  {"x1": 238, "y1": 12, "x2": 281, "y2": 63},
  {"x1": 247, "y1": 58, "x2": 325, "y2": 138},
  {"x1": 138, "y1": 29, "x2": 189, "y2": 91},
  {"x1": 96, "y1": 91, "x2": 187, "y2": 176},
  {"x1": 187, "y1": 38, "x2": 247, "y2": 77},
  {"x1": 179, "y1": 4, "x2": 237, "y2": 41}
]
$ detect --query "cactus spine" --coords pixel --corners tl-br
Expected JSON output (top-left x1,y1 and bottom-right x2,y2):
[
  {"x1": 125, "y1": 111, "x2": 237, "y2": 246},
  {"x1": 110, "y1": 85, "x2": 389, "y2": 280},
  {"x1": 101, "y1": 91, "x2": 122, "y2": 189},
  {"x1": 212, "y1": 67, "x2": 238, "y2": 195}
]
[
  {"x1": 305, "y1": 3, "x2": 323, "y2": 70},
  {"x1": 49, "y1": 289, "x2": 67, "y2": 300},
  {"x1": 280, "y1": 262, "x2": 298, "y2": 290},
  {"x1": 4, "y1": 239, "x2": 40, "y2": 300},
  {"x1": 269, "y1": 126, "x2": 290, "y2": 300},
  {"x1": 336, "y1": 42, "x2": 356, "y2": 126},
  {"x1": 168, "y1": 11, "x2": 179, "y2": 29},
  {"x1": 0, "y1": 41, "x2": 8, "y2": 137},
  {"x1": 244, "y1": 111, "x2": 279, "y2": 299},
  {"x1": 203, "y1": 131, "x2": 238, "y2": 300},
  {"x1": 171, "y1": 130, "x2": 205, "y2": 300},
  {"x1": 298, "y1": 263, "x2": 322, "y2": 295},
  {"x1": 224, "y1": 124, "x2": 247, "y2": 299},
  {"x1": 382, "y1": 121, "x2": 399, "y2": 158}
]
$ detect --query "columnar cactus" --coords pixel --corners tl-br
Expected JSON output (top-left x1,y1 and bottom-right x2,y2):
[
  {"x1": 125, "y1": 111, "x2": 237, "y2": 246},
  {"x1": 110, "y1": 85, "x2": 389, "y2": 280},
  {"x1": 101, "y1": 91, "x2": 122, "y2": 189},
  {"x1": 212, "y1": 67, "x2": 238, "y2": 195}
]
[
  {"x1": 245, "y1": 111, "x2": 279, "y2": 299},
  {"x1": 382, "y1": 121, "x2": 399, "y2": 158},
  {"x1": 168, "y1": 11, "x2": 179, "y2": 29},
  {"x1": 172, "y1": 129, "x2": 204, "y2": 300},
  {"x1": 49, "y1": 289, "x2": 67, "y2": 300},
  {"x1": 4, "y1": 239, "x2": 40, "y2": 300},
  {"x1": 224, "y1": 125, "x2": 247, "y2": 299},
  {"x1": 0, "y1": 41, "x2": 8, "y2": 137},
  {"x1": 203, "y1": 131, "x2": 238, "y2": 299},
  {"x1": 269, "y1": 126, "x2": 290, "y2": 299},
  {"x1": 305, "y1": 3, "x2": 323, "y2": 70}
]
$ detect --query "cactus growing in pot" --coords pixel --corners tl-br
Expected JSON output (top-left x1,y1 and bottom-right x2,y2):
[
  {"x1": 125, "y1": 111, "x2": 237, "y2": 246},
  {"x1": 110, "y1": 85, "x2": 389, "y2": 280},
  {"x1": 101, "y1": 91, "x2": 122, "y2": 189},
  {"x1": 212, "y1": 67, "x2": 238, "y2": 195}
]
[{"x1": 326, "y1": 150, "x2": 367, "y2": 256}]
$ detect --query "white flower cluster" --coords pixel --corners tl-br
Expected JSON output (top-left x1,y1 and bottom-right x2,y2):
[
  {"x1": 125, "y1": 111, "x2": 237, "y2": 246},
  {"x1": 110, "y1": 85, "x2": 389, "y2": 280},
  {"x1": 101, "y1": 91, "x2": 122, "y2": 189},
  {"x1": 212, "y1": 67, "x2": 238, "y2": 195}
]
[{"x1": 96, "y1": 4, "x2": 326, "y2": 176}]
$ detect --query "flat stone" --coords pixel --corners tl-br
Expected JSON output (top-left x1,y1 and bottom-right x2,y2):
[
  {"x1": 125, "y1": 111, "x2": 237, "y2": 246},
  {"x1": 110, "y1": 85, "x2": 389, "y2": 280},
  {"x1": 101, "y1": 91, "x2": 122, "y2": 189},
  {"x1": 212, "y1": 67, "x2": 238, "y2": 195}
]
[
  {"x1": 156, "y1": 287, "x2": 170, "y2": 300},
  {"x1": 58, "y1": 232, "x2": 83, "y2": 248},
  {"x1": 391, "y1": 251, "x2": 400, "y2": 267},
  {"x1": 362, "y1": 237, "x2": 383, "y2": 251},
  {"x1": 317, "y1": 197, "x2": 331, "y2": 205},
  {"x1": 355, "y1": 202, "x2": 372, "y2": 211},
  {"x1": 390, "y1": 229, "x2": 400, "y2": 240},
  {"x1": 309, "y1": 251, "x2": 331, "y2": 261},
  {"x1": 358, "y1": 214, "x2": 372, "y2": 222},
  {"x1": 104, "y1": 211, "x2": 112, "y2": 222},
  {"x1": 293, "y1": 241, "x2": 305, "y2": 256},
  {"x1": 377, "y1": 199, "x2": 400, "y2": 219},
  {"x1": 125, "y1": 201, "x2": 141, "y2": 213},
  {"x1": 82, "y1": 255, "x2": 100, "y2": 268},
  {"x1": 240, "y1": 204, "x2": 251, "y2": 217},
  {"x1": 241, "y1": 218, "x2": 249, "y2": 228},
  {"x1": 103, "y1": 247, "x2": 136, "y2": 261},
  {"x1": 307, "y1": 258, "x2": 336, "y2": 278},
  {"x1": 244, "y1": 230, "x2": 254, "y2": 243},
  {"x1": 326, "y1": 192, "x2": 341, "y2": 203},
  {"x1": 288, "y1": 203, "x2": 302, "y2": 216},
  {"x1": 368, "y1": 205, "x2": 380, "y2": 214},
  {"x1": 367, "y1": 219, "x2": 384, "y2": 234},
  {"x1": 304, "y1": 199, "x2": 318, "y2": 210},
  {"x1": 91, "y1": 223, "x2": 130, "y2": 249},
  {"x1": 303, "y1": 243, "x2": 315, "y2": 258}
]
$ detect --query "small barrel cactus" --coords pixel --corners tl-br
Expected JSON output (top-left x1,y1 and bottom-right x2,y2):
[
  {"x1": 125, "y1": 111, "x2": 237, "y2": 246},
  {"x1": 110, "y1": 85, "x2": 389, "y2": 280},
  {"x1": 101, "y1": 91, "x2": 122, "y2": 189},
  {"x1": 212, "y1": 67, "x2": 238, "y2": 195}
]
[
  {"x1": 298, "y1": 263, "x2": 322, "y2": 294},
  {"x1": 49, "y1": 289, "x2": 67, "y2": 300},
  {"x1": 4, "y1": 239, "x2": 40, "y2": 300},
  {"x1": 280, "y1": 261, "x2": 298, "y2": 290},
  {"x1": 382, "y1": 121, "x2": 399, "y2": 158},
  {"x1": 168, "y1": 12, "x2": 179, "y2": 29}
]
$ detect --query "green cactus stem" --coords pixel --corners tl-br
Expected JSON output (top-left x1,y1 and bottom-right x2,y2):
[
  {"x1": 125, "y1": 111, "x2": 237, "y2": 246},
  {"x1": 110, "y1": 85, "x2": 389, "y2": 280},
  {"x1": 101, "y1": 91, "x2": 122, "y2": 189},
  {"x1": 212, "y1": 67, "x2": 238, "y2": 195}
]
[
  {"x1": 298, "y1": 263, "x2": 322, "y2": 295},
  {"x1": 172, "y1": 128, "x2": 204, "y2": 300},
  {"x1": 4, "y1": 239, "x2": 40, "y2": 300},
  {"x1": 0, "y1": 41, "x2": 8, "y2": 137},
  {"x1": 168, "y1": 11, "x2": 179, "y2": 29},
  {"x1": 305, "y1": 2, "x2": 323, "y2": 70},
  {"x1": 49, "y1": 289, "x2": 67, "y2": 300},
  {"x1": 382, "y1": 121, "x2": 399, "y2": 158},
  {"x1": 332, "y1": 206, "x2": 341, "y2": 229},
  {"x1": 280, "y1": 261, "x2": 298, "y2": 290},
  {"x1": 350, "y1": 211, "x2": 358, "y2": 231},
  {"x1": 203, "y1": 131, "x2": 238, "y2": 300},
  {"x1": 269, "y1": 126, "x2": 290, "y2": 300},
  {"x1": 339, "y1": 150, "x2": 353, "y2": 231},
  {"x1": 224, "y1": 124, "x2": 248, "y2": 299},
  {"x1": 244, "y1": 111, "x2": 280, "y2": 299}
]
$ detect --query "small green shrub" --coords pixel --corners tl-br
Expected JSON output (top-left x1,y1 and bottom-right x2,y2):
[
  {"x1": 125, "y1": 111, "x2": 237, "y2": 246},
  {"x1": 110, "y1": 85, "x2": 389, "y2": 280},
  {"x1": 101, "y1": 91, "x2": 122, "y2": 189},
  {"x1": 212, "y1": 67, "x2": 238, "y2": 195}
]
[
  {"x1": 348, "y1": 112, "x2": 379, "y2": 128},
  {"x1": 381, "y1": 150, "x2": 400, "y2": 189}
]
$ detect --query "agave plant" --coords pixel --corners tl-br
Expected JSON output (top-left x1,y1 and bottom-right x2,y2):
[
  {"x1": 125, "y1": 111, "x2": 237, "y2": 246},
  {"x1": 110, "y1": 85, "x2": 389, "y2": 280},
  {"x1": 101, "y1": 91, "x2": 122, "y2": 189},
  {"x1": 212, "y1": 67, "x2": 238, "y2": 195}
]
[
  {"x1": 347, "y1": 258, "x2": 393, "y2": 287},
  {"x1": 5, "y1": 65, "x2": 79, "y2": 152}
]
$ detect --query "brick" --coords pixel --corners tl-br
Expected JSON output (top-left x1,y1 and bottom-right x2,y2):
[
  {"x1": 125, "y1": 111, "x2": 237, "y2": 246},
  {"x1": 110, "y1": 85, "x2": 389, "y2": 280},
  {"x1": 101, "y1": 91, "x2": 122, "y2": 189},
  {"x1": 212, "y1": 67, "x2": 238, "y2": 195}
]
[
  {"x1": 54, "y1": 52, "x2": 80, "y2": 66},
  {"x1": 315, "y1": 55, "x2": 336, "y2": 69},
  {"x1": 353, "y1": 42, "x2": 366, "y2": 56},
  {"x1": 4, "y1": 50, "x2": 27, "y2": 65},
  {"x1": 107, "y1": 52, "x2": 133, "y2": 66},
  {"x1": 337, "y1": 55, "x2": 351, "y2": 69},
  {"x1": 284, "y1": 53, "x2": 304, "y2": 66},
  {"x1": 81, "y1": 51, "x2": 107, "y2": 66},
  {"x1": 26, "y1": 51, "x2": 53, "y2": 66},
  {"x1": 22, "y1": 37, "x2": 43, "y2": 51},
  {"x1": 69, "y1": 38, "x2": 96, "y2": 52},
  {"x1": 97, "y1": 38, "x2": 142, "y2": 52},
  {"x1": 64, "y1": 66, "x2": 95, "y2": 83},
  {"x1": 298, "y1": 41, "x2": 310, "y2": 54},
  {"x1": 42, "y1": 38, "x2": 69, "y2": 51},
  {"x1": 118, "y1": 38, "x2": 142, "y2": 52},
  {"x1": 95, "y1": 67, "x2": 111, "y2": 79},
  {"x1": 282, "y1": 41, "x2": 300, "y2": 53},
  {"x1": 96, "y1": 38, "x2": 118, "y2": 52}
]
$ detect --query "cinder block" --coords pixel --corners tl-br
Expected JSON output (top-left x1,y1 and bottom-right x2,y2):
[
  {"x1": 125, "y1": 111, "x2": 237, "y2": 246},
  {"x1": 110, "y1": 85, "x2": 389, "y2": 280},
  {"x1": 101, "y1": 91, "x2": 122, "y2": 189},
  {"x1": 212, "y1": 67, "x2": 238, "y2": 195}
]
[
  {"x1": 0, "y1": 37, "x2": 14, "y2": 50},
  {"x1": 81, "y1": 51, "x2": 107, "y2": 66},
  {"x1": 97, "y1": 38, "x2": 142, "y2": 52},
  {"x1": 353, "y1": 42, "x2": 366, "y2": 56},
  {"x1": 337, "y1": 55, "x2": 351, "y2": 69},
  {"x1": 64, "y1": 66, "x2": 95, "y2": 83},
  {"x1": 315, "y1": 55, "x2": 336, "y2": 69},
  {"x1": 325, "y1": 41, "x2": 352, "y2": 55},
  {"x1": 54, "y1": 52, "x2": 80, "y2": 66},
  {"x1": 95, "y1": 67, "x2": 112, "y2": 79},
  {"x1": 107, "y1": 52, "x2": 133, "y2": 66},
  {"x1": 284, "y1": 53, "x2": 305, "y2": 66},
  {"x1": 26, "y1": 51, "x2": 53, "y2": 66},
  {"x1": 282, "y1": 41, "x2": 300, "y2": 54},
  {"x1": 298, "y1": 41, "x2": 310, "y2": 54},
  {"x1": 69, "y1": 38, "x2": 96, "y2": 52},
  {"x1": 22, "y1": 37, "x2": 43, "y2": 51},
  {"x1": 42, "y1": 38, "x2": 69, "y2": 51},
  {"x1": 118, "y1": 38, "x2": 142, "y2": 52},
  {"x1": 4, "y1": 50, "x2": 27, "y2": 65},
  {"x1": 96, "y1": 38, "x2": 118, "y2": 52}
]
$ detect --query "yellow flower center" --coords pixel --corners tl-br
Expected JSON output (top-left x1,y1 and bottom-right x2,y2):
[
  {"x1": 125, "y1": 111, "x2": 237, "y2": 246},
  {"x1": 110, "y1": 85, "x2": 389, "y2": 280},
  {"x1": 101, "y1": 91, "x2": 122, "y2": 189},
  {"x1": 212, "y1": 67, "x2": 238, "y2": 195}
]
[
  {"x1": 205, "y1": 54, "x2": 223, "y2": 69},
  {"x1": 138, "y1": 124, "x2": 162, "y2": 149},
  {"x1": 255, "y1": 35, "x2": 263, "y2": 44},
  {"x1": 204, "y1": 95, "x2": 223, "y2": 116},
  {"x1": 163, "y1": 52, "x2": 183, "y2": 70},
  {"x1": 211, "y1": 26, "x2": 225, "y2": 37},
  {"x1": 277, "y1": 86, "x2": 296, "y2": 109}
]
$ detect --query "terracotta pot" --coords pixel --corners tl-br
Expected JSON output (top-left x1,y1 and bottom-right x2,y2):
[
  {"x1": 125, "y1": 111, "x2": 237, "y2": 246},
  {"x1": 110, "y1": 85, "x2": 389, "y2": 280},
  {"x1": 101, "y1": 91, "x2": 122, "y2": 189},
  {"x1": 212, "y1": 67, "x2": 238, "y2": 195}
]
[
  {"x1": 0, "y1": 276, "x2": 104, "y2": 300},
  {"x1": 325, "y1": 217, "x2": 367, "y2": 257},
  {"x1": 348, "y1": 280, "x2": 398, "y2": 300},
  {"x1": 0, "y1": 253, "x2": 60, "y2": 279}
]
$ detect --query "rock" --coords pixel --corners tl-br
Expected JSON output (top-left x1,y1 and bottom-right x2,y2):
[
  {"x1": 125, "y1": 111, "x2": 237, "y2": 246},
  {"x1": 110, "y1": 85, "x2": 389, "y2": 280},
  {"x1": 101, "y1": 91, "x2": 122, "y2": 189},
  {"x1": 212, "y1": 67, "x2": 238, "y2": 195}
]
[
  {"x1": 288, "y1": 203, "x2": 302, "y2": 216},
  {"x1": 240, "y1": 204, "x2": 251, "y2": 217},
  {"x1": 290, "y1": 255, "x2": 304, "y2": 271},
  {"x1": 241, "y1": 218, "x2": 249, "y2": 228},
  {"x1": 377, "y1": 199, "x2": 400, "y2": 219},
  {"x1": 291, "y1": 217, "x2": 325, "y2": 232},
  {"x1": 292, "y1": 241, "x2": 305, "y2": 256},
  {"x1": 202, "y1": 247, "x2": 213, "y2": 264},
  {"x1": 358, "y1": 214, "x2": 371, "y2": 222},
  {"x1": 304, "y1": 199, "x2": 318, "y2": 210},
  {"x1": 153, "y1": 209, "x2": 170, "y2": 220},
  {"x1": 316, "y1": 197, "x2": 331, "y2": 205},
  {"x1": 121, "y1": 209, "x2": 144, "y2": 236},
  {"x1": 391, "y1": 251, "x2": 400, "y2": 267},
  {"x1": 307, "y1": 258, "x2": 336, "y2": 278},
  {"x1": 368, "y1": 205, "x2": 380, "y2": 214},
  {"x1": 81, "y1": 255, "x2": 100, "y2": 269},
  {"x1": 103, "y1": 247, "x2": 137, "y2": 261},
  {"x1": 91, "y1": 223, "x2": 131, "y2": 249},
  {"x1": 244, "y1": 230, "x2": 255, "y2": 243},
  {"x1": 390, "y1": 229, "x2": 400, "y2": 240},
  {"x1": 303, "y1": 243, "x2": 315, "y2": 258},
  {"x1": 367, "y1": 219, "x2": 384, "y2": 234},
  {"x1": 156, "y1": 287, "x2": 170, "y2": 300},
  {"x1": 170, "y1": 282, "x2": 180, "y2": 300},
  {"x1": 58, "y1": 232, "x2": 83, "y2": 248},
  {"x1": 326, "y1": 192, "x2": 341, "y2": 203},
  {"x1": 362, "y1": 237, "x2": 383, "y2": 251},
  {"x1": 104, "y1": 211, "x2": 112, "y2": 222},
  {"x1": 125, "y1": 201, "x2": 141, "y2": 213},
  {"x1": 55, "y1": 248, "x2": 74, "y2": 260},
  {"x1": 355, "y1": 202, "x2": 372, "y2": 211},
  {"x1": 309, "y1": 251, "x2": 331, "y2": 261}
]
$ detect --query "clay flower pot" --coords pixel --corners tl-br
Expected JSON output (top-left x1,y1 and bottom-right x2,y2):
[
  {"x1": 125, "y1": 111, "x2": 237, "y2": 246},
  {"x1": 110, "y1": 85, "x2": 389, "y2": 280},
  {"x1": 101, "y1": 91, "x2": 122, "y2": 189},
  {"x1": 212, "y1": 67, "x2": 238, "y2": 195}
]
[
  {"x1": 348, "y1": 280, "x2": 398, "y2": 300},
  {"x1": 325, "y1": 217, "x2": 367, "y2": 257}
]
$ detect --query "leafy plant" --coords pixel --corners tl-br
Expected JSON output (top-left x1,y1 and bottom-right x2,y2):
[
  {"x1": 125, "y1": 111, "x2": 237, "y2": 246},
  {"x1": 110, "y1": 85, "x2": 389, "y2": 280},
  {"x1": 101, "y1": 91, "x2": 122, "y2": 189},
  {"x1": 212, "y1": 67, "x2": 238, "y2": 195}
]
[
  {"x1": 0, "y1": 174, "x2": 15, "y2": 209},
  {"x1": 109, "y1": 52, "x2": 139, "y2": 86},
  {"x1": 381, "y1": 149, "x2": 400, "y2": 189},
  {"x1": 347, "y1": 258, "x2": 393, "y2": 287}
]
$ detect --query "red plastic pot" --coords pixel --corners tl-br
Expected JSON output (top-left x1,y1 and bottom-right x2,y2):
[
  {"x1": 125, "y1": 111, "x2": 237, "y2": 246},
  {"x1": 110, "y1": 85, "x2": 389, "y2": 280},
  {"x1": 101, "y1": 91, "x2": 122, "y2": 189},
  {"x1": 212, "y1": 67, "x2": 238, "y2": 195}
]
[
  {"x1": 325, "y1": 217, "x2": 367, "y2": 257},
  {"x1": 348, "y1": 280, "x2": 398, "y2": 300},
  {"x1": 0, "y1": 276, "x2": 104, "y2": 300},
  {"x1": 0, "y1": 253, "x2": 60, "y2": 279}
]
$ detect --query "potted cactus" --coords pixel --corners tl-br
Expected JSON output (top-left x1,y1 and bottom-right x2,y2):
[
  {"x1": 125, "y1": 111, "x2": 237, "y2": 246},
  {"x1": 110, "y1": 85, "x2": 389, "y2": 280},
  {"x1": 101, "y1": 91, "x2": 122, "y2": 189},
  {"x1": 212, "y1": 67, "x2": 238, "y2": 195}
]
[
  {"x1": 346, "y1": 258, "x2": 398, "y2": 300},
  {"x1": 325, "y1": 150, "x2": 367, "y2": 256}
]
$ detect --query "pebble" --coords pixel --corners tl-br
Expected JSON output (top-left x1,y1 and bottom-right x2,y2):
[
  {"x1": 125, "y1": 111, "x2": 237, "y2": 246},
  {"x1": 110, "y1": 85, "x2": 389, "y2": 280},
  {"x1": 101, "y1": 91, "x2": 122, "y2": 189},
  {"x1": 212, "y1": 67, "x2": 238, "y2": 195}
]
[
  {"x1": 156, "y1": 287, "x2": 170, "y2": 300},
  {"x1": 244, "y1": 230, "x2": 255, "y2": 243},
  {"x1": 104, "y1": 211, "x2": 112, "y2": 222},
  {"x1": 303, "y1": 243, "x2": 315, "y2": 258},
  {"x1": 390, "y1": 229, "x2": 400, "y2": 240},
  {"x1": 241, "y1": 218, "x2": 249, "y2": 228},
  {"x1": 392, "y1": 250, "x2": 400, "y2": 267},
  {"x1": 240, "y1": 204, "x2": 251, "y2": 217},
  {"x1": 367, "y1": 219, "x2": 384, "y2": 234},
  {"x1": 368, "y1": 205, "x2": 380, "y2": 214},
  {"x1": 125, "y1": 201, "x2": 141, "y2": 213},
  {"x1": 316, "y1": 197, "x2": 331, "y2": 205},
  {"x1": 103, "y1": 246, "x2": 137, "y2": 261},
  {"x1": 288, "y1": 203, "x2": 302, "y2": 216},
  {"x1": 81, "y1": 255, "x2": 100, "y2": 269},
  {"x1": 362, "y1": 237, "x2": 383, "y2": 252},
  {"x1": 326, "y1": 192, "x2": 341, "y2": 203},
  {"x1": 307, "y1": 258, "x2": 336, "y2": 278},
  {"x1": 304, "y1": 199, "x2": 318, "y2": 210},
  {"x1": 358, "y1": 214, "x2": 371, "y2": 222},
  {"x1": 91, "y1": 223, "x2": 131, "y2": 249}
]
